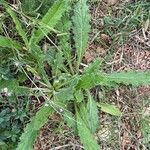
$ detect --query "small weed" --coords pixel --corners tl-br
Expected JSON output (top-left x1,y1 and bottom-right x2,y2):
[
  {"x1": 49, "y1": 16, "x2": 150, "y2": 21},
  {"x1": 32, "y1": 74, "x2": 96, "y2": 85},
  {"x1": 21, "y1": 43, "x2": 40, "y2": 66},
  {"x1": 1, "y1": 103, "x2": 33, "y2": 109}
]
[{"x1": 0, "y1": 95, "x2": 30, "y2": 149}]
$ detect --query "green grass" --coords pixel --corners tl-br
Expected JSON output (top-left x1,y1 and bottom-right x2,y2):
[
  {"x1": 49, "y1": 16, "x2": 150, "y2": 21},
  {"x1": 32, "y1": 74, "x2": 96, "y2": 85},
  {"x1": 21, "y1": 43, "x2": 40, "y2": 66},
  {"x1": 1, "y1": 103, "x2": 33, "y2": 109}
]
[
  {"x1": 94, "y1": 0, "x2": 150, "y2": 45},
  {"x1": 0, "y1": 0, "x2": 150, "y2": 150}
]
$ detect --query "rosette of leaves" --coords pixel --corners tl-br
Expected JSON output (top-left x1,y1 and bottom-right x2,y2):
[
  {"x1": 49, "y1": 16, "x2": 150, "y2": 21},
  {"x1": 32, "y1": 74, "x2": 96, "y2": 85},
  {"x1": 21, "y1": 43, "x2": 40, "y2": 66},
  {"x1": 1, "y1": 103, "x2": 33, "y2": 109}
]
[{"x1": 0, "y1": 0, "x2": 150, "y2": 150}]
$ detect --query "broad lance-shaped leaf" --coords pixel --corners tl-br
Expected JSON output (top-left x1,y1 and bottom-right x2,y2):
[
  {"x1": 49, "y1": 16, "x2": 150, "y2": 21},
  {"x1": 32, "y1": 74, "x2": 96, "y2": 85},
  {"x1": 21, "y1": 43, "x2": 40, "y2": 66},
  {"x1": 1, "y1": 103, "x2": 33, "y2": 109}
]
[
  {"x1": 6, "y1": 6, "x2": 29, "y2": 46},
  {"x1": 30, "y1": 0, "x2": 68, "y2": 44},
  {"x1": 0, "y1": 36, "x2": 22, "y2": 49},
  {"x1": 97, "y1": 103, "x2": 121, "y2": 116},
  {"x1": 58, "y1": 15, "x2": 71, "y2": 59},
  {"x1": 107, "y1": 71, "x2": 150, "y2": 86},
  {"x1": 63, "y1": 110, "x2": 77, "y2": 133},
  {"x1": 73, "y1": 0, "x2": 90, "y2": 70},
  {"x1": 77, "y1": 71, "x2": 150, "y2": 90},
  {"x1": 76, "y1": 110, "x2": 100, "y2": 150},
  {"x1": 57, "y1": 12, "x2": 73, "y2": 72},
  {"x1": 76, "y1": 72, "x2": 108, "y2": 90},
  {"x1": 78, "y1": 104, "x2": 89, "y2": 125},
  {"x1": 16, "y1": 105, "x2": 53, "y2": 150},
  {"x1": 87, "y1": 93, "x2": 99, "y2": 133}
]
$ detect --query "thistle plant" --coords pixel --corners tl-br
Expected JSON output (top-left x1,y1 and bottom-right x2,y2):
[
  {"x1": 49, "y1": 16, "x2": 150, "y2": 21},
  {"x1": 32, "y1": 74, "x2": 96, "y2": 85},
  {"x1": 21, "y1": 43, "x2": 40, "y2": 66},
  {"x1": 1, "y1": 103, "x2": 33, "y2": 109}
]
[{"x1": 0, "y1": 0, "x2": 150, "y2": 150}]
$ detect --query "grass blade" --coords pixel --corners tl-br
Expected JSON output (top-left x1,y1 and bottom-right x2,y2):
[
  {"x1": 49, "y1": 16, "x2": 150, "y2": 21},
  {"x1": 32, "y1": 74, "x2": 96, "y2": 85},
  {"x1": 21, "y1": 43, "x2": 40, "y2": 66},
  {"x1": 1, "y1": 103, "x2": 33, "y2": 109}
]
[
  {"x1": 6, "y1": 6, "x2": 29, "y2": 47},
  {"x1": 72, "y1": 0, "x2": 90, "y2": 70},
  {"x1": 0, "y1": 35, "x2": 22, "y2": 49}
]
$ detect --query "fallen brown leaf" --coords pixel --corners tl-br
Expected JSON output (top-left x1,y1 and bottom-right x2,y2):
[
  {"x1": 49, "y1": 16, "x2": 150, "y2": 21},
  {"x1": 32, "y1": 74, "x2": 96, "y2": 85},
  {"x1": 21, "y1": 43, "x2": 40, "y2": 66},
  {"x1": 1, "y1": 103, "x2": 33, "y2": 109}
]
[
  {"x1": 104, "y1": 0, "x2": 118, "y2": 6},
  {"x1": 96, "y1": 47, "x2": 106, "y2": 56},
  {"x1": 100, "y1": 33, "x2": 110, "y2": 44}
]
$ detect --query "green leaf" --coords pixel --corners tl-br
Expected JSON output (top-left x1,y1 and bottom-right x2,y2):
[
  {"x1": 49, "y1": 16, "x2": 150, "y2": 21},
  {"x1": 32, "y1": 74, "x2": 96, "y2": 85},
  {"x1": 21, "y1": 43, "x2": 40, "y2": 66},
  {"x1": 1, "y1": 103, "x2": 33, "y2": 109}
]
[
  {"x1": 76, "y1": 73, "x2": 107, "y2": 90},
  {"x1": 54, "y1": 87, "x2": 74, "y2": 102},
  {"x1": 0, "y1": 36, "x2": 22, "y2": 49},
  {"x1": 51, "y1": 52, "x2": 64, "y2": 76},
  {"x1": 72, "y1": 0, "x2": 90, "y2": 70},
  {"x1": 28, "y1": 44, "x2": 50, "y2": 85},
  {"x1": 0, "y1": 79, "x2": 18, "y2": 90},
  {"x1": 97, "y1": 103, "x2": 121, "y2": 116},
  {"x1": 0, "y1": 79, "x2": 30, "y2": 95},
  {"x1": 87, "y1": 94, "x2": 99, "y2": 133},
  {"x1": 83, "y1": 59, "x2": 101, "y2": 74},
  {"x1": 54, "y1": 76, "x2": 79, "y2": 102},
  {"x1": 6, "y1": 6, "x2": 29, "y2": 46},
  {"x1": 21, "y1": 0, "x2": 36, "y2": 12},
  {"x1": 78, "y1": 104, "x2": 89, "y2": 125},
  {"x1": 57, "y1": 12, "x2": 73, "y2": 73},
  {"x1": 74, "y1": 90, "x2": 84, "y2": 103},
  {"x1": 140, "y1": 117, "x2": 150, "y2": 147},
  {"x1": 16, "y1": 104, "x2": 53, "y2": 150},
  {"x1": 21, "y1": 0, "x2": 55, "y2": 15},
  {"x1": 107, "y1": 71, "x2": 150, "y2": 86},
  {"x1": 0, "y1": 0, "x2": 4, "y2": 4},
  {"x1": 76, "y1": 110, "x2": 100, "y2": 150},
  {"x1": 30, "y1": 0, "x2": 68, "y2": 44},
  {"x1": 77, "y1": 71, "x2": 150, "y2": 90},
  {"x1": 63, "y1": 111, "x2": 77, "y2": 132}
]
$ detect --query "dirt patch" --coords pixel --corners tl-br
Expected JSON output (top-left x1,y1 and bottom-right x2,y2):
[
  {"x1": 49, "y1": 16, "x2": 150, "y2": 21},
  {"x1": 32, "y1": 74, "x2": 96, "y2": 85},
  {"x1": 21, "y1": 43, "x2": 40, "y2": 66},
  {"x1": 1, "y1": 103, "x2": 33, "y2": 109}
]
[{"x1": 34, "y1": 114, "x2": 83, "y2": 150}]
